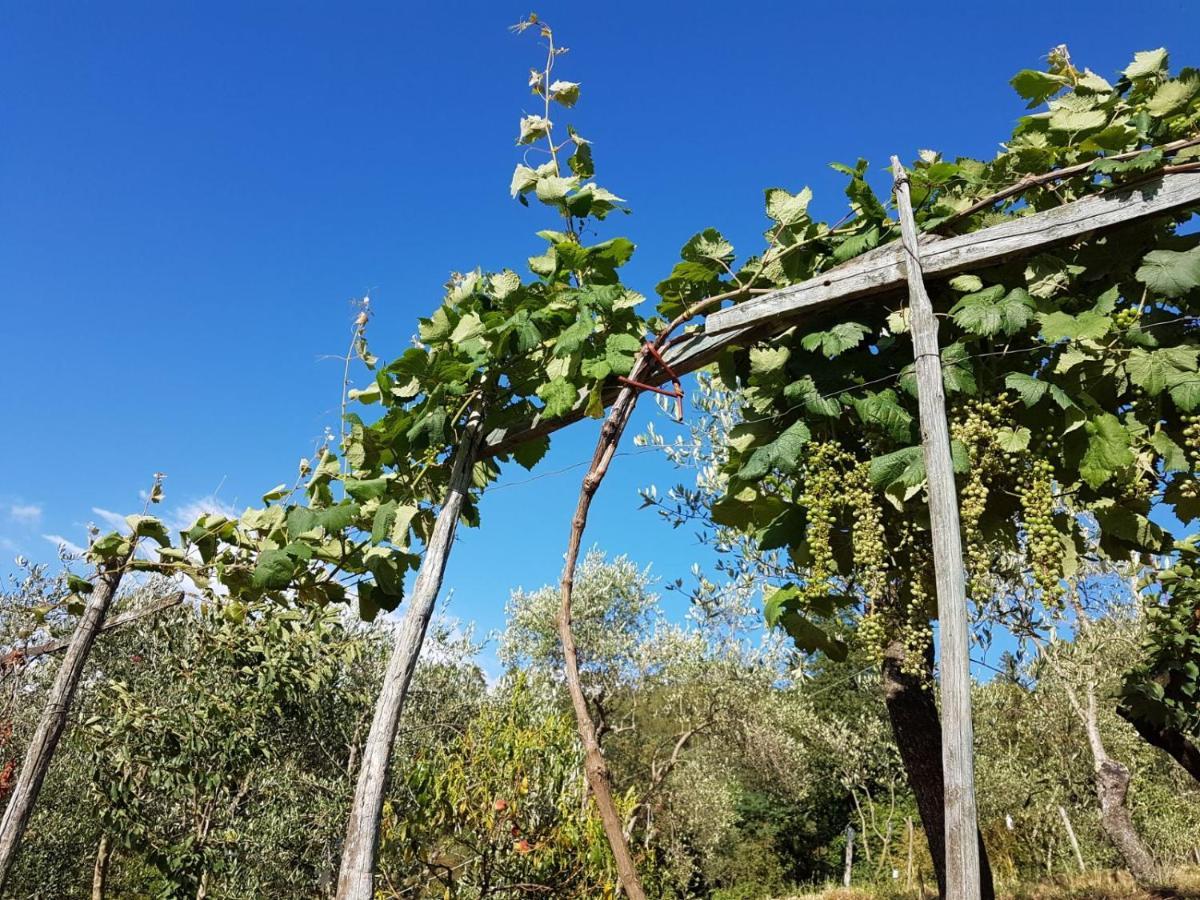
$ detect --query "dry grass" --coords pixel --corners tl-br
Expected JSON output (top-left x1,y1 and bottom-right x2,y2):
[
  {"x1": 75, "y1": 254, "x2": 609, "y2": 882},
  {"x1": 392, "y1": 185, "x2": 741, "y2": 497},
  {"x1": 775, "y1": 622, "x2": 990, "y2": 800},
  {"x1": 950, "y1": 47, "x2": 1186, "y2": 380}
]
[{"x1": 779, "y1": 867, "x2": 1200, "y2": 900}]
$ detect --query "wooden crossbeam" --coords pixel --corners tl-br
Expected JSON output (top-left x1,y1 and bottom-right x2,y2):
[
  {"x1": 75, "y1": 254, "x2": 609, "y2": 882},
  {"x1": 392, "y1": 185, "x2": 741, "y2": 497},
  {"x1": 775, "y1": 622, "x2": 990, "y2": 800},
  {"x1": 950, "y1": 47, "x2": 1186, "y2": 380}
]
[
  {"x1": 482, "y1": 171, "x2": 1200, "y2": 458},
  {"x1": 706, "y1": 171, "x2": 1200, "y2": 334}
]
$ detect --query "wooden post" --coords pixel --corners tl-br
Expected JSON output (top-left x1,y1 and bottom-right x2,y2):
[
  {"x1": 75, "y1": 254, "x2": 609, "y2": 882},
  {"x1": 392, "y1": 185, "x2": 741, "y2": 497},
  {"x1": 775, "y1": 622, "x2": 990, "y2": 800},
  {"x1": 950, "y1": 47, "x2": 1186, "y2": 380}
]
[
  {"x1": 1058, "y1": 805, "x2": 1085, "y2": 873},
  {"x1": 907, "y1": 816, "x2": 915, "y2": 889},
  {"x1": 844, "y1": 824, "x2": 856, "y2": 888},
  {"x1": 891, "y1": 156, "x2": 982, "y2": 900},
  {"x1": 335, "y1": 406, "x2": 486, "y2": 900},
  {"x1": 0, "y1": 564, "x2": 125, "y2": 889}
]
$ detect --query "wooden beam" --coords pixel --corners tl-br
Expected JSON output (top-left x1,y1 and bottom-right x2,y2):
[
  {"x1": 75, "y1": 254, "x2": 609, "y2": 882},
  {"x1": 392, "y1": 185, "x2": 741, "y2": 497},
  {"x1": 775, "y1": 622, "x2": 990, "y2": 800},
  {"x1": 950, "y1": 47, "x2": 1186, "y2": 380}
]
[
  {"x1": 0, "y1": 591, "x2": 186, "y2": 676},
  {"x1": 706, "y1": 171, "x2": 1200, "y2": 334},
  {"x1": 891, "y1": 155, "x2": 981, "y2": 900},
  {"x1": 482, "y1": 171, "x2": 1200, "y2": 458}
]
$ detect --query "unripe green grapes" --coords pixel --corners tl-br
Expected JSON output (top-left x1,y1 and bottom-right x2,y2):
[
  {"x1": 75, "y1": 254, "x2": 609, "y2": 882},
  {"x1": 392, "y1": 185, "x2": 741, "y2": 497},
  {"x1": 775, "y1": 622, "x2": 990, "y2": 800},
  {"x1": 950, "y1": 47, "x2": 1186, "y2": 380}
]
[{"x1": 1018, "y1": 455, "x2": 1064, "y2": 603}]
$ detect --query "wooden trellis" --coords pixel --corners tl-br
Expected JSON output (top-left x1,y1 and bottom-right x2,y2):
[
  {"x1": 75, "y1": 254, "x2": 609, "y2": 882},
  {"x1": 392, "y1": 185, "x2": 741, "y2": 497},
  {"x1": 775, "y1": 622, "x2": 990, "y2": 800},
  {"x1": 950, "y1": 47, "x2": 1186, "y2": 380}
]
[{"x1": 481, "y1": 169, "x2": 1200, "y2": 898}]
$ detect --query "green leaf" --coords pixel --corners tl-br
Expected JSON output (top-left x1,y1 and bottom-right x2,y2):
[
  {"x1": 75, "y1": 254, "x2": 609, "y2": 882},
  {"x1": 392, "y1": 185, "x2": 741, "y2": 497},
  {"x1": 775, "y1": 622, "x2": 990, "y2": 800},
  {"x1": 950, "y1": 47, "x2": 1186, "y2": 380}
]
[
  {"x1": 749, "y1": 345, "x2": 790, "y2": 379},
  {"x1": 681, "y1": 228, "x2": 735, "y2": 267},
  {"x1": 868, "y1": 446, "x2": 925, "y2": 492},
  {"x1": 66, "y1": 574, "x2": 94, "y2": 595},
  {"x1": 417, "y1": 307, "x2": 454, "y2": 343},
  {"x1": 1127, "y1": 347, "x2": 1199, "y2": 396},
  {"x1": 995, "y1": 426, "x2": 1032, "y2": 452},
  {"x1": 390, "y1": 505, "x2": 419, "y2": 548},
  {"x1": 1123, "y1": 48, "x2": 1168, "y2": 80},
  {"x1": 536, "y1": 378, "x2": 580, "y2": 419},
  {"x1": 951, "y1": 286, "x2": 1034, "y2": 338},
  {"x1": 1136, "y1": 247, "x2": 1200, "y2": 298},
  {"x1": 764, "y1": 187, "x2": 813, "y2": 226},
  {"x1": 949, "y1": 274, "x2": 983, "y2": 293},
  {"x1": 764, "y1": 584, "x2": 848, "y2": 661},
  {"x1": 1151, "y1": 432, "x2": 1188, "y2": 473},
  {"x1": 604, "y1": 333, "x2": 643, "y2": 377},
  {"x1": 1048, "y1": 93, "x2": 1107, "y2": 132},
  {"x1": 251, "y1": 549, "x2": 298, "y2": 591},
  {"x1": 261, "y1": 484, "x2": 289, "y2": 503},
  {"x1": 800, "y1": 322, "x2": 868, "y2": 358},
  {"x1": 371, "y1": 501, "x2": 396, "y2": 544},
  {"x1": 831, "y1": 226, "x2": 881, "y2": 263},
  {"x1": 852, "y1": 391, "x2": 913, "y2": 441},
  {"x1": 517, "y1": 114, "x2": 551, "y2": 145},
  {"x1": 548, "y1": 80, "x2": 580, "y2": 107},
  {"x1": 344, "y1": 477, "x2": 391, "y2": 502},
  {"x1": 1038, "y1": 310, "x2": 1112, "y2": 343},
  {"x1": 125, "y1": 515, "x2": 171, "y2": 547},
  {"x1": 534, "y1": 175, "x2": 577, "y2": 204},
  {"x1": 738, "y1": 419, "x2": 811, "y2": 481},
  {"x1": 1080, "y1": 413, "x2": 1134, "y2": 489},
  {"x1": 1010, "y1": 69, "x2": 1067, "y2": 106},
  {"x1": 510, "y1": 164, "x2": 538, "y2": 197},
  {"x1": 512, "y1": 436, "x2": 550, "y2": 470}
]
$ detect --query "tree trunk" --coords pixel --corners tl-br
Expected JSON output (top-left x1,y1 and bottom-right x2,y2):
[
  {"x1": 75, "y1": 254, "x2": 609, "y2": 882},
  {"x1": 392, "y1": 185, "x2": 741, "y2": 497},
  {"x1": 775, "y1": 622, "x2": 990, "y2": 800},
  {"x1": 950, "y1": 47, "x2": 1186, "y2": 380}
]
[
  {"x1": 1069, "y1": 684, "x2": 1158, "y2": 884},
  {"x1": 335, "y1": 408, "x2": 485, "y2": 900},
  {"x1": 0, "y1": 564, "x2": 124, "y2": 889},
  {"x1": 1118, "y1": 706, "x2": 1200, "y2": 785},
  {"x1": 882, "y1": 640, "x2": 995, "y2": 900},
  {"x1": 91, "y1": 832, "x2": 111, "y2": 900}
]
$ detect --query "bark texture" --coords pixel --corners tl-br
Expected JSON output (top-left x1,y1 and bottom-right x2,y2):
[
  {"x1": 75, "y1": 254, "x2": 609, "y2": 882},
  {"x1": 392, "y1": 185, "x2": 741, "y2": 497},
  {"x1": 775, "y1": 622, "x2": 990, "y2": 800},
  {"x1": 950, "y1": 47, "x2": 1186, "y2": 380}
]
[
  {"x1": 557, "y1": 377, "x2": 648, "y2": 900},
  {"x1": 91, "y1": 833, "x2": 111, "y2": 900},
  {"x1": 0, "y1": 564, "x2": 124, "y2": 889},
  {"x1": 1118, "y1": 706, "x2": 1200, "y2": 785},
  {"x1": 1072, "y1": 686, "x2": 1157, "y2": 884},
  {"x1": 882, "y1": 640, "x2": 995, "y2": 900},
  {"x1": 335, "y1": 408, "x2": 485, "y2": 900}
]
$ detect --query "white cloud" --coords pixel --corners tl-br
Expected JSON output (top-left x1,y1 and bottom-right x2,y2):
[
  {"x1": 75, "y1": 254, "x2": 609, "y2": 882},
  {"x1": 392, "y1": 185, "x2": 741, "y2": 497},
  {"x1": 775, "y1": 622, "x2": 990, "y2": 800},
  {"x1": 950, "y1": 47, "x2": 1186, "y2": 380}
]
[
  {"x1": 42, "y1": 534, "x2": 86, "y2": 557},
  {"x1": 168, "y1": 495, "x2": 240, "y2": 532},
  {"x1": 8, "y1": 504, "x2": 42, "y2": 525},
  {"x1": 91, "y1": 507, "x2": 129, "y2": 533}
]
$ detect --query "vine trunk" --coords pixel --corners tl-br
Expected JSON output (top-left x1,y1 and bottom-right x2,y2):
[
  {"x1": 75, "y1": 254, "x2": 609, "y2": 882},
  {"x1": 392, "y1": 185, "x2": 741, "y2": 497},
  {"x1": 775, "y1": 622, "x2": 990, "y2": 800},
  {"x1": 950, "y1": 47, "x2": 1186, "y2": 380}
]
[{"x1": 881, "y1": 639, "x2": 996, "y2": 900}]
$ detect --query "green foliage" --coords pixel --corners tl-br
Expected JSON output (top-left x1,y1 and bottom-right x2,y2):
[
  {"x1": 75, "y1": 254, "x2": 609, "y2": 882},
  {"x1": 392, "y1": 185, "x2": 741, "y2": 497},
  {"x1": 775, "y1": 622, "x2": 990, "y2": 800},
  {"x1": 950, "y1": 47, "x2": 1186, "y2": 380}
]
[
  {"x1": 379, "y1": 673, "x2": 621, "y2": 897},
  {"x1": 679, "y1": 44, "x2": 1200, "y2": 659},
  {"x1": 82, "y1": 601, "x2": 365, "y2": 896},
  {"x1": 1121, "y1": 535, "x2": 1200, "y2": 738},
  {"x1": 81, "y1": 19, "x2": 652, "y2": 628}
]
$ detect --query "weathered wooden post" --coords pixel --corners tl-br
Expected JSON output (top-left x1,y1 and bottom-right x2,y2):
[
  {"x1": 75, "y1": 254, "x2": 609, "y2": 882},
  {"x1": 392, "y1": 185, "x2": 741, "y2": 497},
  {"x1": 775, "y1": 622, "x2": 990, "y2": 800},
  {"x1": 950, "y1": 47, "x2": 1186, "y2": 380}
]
[
  {"x1": 843, "y1": 824, "x2": 856, "y2": 888},
  {"x1": 891, "y1": 155, "x2": 982, "y2": 900}
]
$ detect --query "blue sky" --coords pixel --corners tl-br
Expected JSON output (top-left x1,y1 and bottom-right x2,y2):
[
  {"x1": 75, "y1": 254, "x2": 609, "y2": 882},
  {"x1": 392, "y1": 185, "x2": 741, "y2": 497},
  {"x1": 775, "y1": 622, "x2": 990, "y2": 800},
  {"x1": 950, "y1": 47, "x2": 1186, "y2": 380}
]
[{"x1": 3, "y1": 1, "x2": 1199, "y2": 668}]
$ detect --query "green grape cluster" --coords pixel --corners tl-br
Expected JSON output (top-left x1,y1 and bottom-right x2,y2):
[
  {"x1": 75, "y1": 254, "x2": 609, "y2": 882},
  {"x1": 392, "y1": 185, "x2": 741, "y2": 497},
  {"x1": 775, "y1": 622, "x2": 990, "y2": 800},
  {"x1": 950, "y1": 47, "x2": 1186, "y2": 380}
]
[
  {"x1": 798, "y1": 442, "x2": 844, "y2": 605},
  {"x1": 1180, "y1": 415, "x2": 1200, "y2": 499},
  {"x1": 1114, "y1": 306, "x2": 1141, "y2": 330},
  {"x1": 950, "y1": 397, "x2": 1013, "y2": 601},
  {"x1": 857, "y1": 609, "x2": 888, "y2": 663},
  {"x1": 1018, "y1": 453, "x2": 1064, "y2": 603},
  {"x1": 901, "y1": 570, "x2": 935, "y2": 678},
  {"x1": 847, "y1": 463, "x2": 887, "y2": 605}
]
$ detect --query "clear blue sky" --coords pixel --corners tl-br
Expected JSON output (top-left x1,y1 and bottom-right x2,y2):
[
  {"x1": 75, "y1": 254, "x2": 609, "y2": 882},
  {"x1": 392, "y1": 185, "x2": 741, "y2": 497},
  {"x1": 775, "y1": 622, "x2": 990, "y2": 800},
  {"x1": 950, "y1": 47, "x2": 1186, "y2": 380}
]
[{"x1": 3, "y1": 1, "x2": 1199, "y2": 668}]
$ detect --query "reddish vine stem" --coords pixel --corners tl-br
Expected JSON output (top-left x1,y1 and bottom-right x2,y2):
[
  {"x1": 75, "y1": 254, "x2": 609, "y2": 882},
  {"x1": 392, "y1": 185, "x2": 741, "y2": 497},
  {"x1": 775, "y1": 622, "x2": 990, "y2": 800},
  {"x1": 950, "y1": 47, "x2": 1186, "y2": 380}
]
[
  {"x1": 556, "y1": 292, "x2": 722, "y2": 896},
  {"x1": 937, "y1": 134, "x2": 1200, "y2": 230}
]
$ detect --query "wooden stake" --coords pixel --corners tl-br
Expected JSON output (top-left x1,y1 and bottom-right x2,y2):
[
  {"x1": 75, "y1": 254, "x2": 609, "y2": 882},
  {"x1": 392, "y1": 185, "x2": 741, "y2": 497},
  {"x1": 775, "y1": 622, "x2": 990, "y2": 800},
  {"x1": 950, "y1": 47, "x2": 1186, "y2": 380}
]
[
  {"x1": 891, "y1": 156, "x2": 982, "y2": 900},
  {"x1": 0, "y1": 564, "x2": 125, "y2": 888},
  {"x1": 907, "y1": 816, "x2": 915, "y2": 889},
  {"x1": 1058, "y1": 805, "x2": 1085, "y2": 873},
  {"x1": 336, "y1": 405, "x2": 486, "y2": 900},
  {"x1": 844, "y1": 824, "x2": 856, "y2": 888}
]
